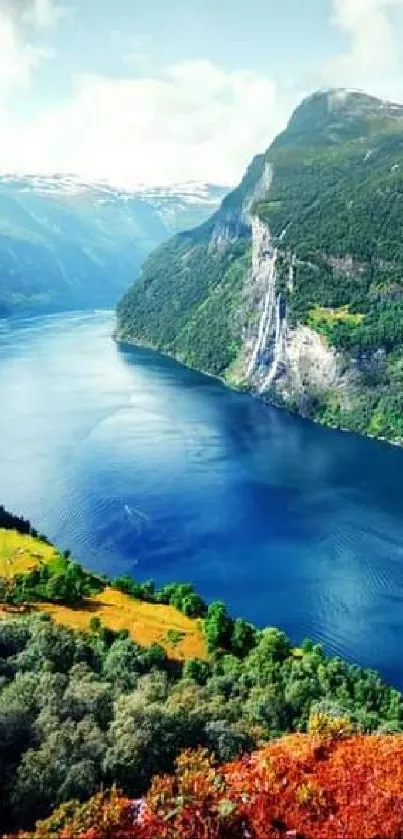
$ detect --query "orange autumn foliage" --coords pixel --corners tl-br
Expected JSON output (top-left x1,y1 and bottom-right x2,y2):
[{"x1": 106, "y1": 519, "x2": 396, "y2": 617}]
[
  {"x1": 17, "y1": 733, "x2": 403, "y2": 839},
  {"x1": 17, "y1": 790, "x2": 136, "y2": 839}
]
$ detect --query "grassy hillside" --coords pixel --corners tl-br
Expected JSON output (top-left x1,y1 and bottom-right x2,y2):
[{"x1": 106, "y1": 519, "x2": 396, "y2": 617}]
[
  {"x1": 38, "y1": 589, "x2": 206, "y2": 661},
  {"x1": 2, "y1": 509, "x2": 403, "y2": 834},
  {"x1": 0, "y1": 529, "x2": 57, "y2": 577},
  {"x1": 0, "y1": 529, "x2": 205, "y2": 661},
  {"x1": 116, "y1": 89, "x2": 403, "y2": 444}
]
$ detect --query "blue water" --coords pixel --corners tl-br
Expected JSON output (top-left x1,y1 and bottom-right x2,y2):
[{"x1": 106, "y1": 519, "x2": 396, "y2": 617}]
[{"x1": 1, "y1": 310, "x2": 403, "y2": 685}]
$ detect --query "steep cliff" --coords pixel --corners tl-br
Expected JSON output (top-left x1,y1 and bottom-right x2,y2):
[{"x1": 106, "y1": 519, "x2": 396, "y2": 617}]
[
  {"x1": 117, "y1": 89, "x2": 403, "y2": 444},
  {"x1": 235, "y1": 214, "x2": 355, "y2": 413}
]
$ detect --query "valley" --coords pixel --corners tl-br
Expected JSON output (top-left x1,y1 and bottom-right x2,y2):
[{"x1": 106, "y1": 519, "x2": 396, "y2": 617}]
[{"x1": 0, "y1": 175, "x2": 227, "y2": 314}]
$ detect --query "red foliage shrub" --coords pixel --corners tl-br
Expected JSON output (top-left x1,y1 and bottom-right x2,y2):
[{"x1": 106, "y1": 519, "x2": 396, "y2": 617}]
[{"x1": 15, "y1": 734, "x2": 403, "y2": 839}]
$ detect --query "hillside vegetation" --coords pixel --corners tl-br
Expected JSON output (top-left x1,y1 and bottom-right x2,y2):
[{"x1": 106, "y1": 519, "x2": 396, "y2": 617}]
[
  {"x1": 0, "y1": 529, "x2": 56, "y2": 577},
  {"x1": 2, "y1": 507, "x2": 403, "y2": 836},
  {"x1": 117, "y1": 89, "x2": 403, "y2": 444},
  {"x1": 0, "y1": 529, "x2": 205, "y2": 661},
  {"x1": 39, "y1": 588, "x2": 206, "y2": 661},
  {"x1": 24, "y1": 731, "x2": 403, "y2": 839}
]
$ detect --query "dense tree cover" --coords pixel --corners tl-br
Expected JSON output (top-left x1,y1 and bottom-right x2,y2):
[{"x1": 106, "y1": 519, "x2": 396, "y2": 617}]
[
  {"x1": 257, "y1": 130, "x2": 403, "y2": 347},
  {"x1": 1, "y1": 513, "x2": 403, "y2": 834},
  {"x1": 117, "y1": 236, "x2": 249, "y2": 377},
  {"x1": 115, "y1": 151, "x2": 265, "y2": 377},
  {"x1": 1, "y1": 606, "x2": 403, "y2": 831},
  {"x1": 116, "y1": 90, "x2": 403, "y2": 444}
]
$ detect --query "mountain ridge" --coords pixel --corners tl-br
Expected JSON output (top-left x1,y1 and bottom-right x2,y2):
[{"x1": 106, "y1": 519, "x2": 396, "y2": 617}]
[
  {"x1": 117, "y1": 88, "x2": 403, "y2": 445},
  {"x1": 0, "y1": 175, "x2": 228, "y2": 315}
]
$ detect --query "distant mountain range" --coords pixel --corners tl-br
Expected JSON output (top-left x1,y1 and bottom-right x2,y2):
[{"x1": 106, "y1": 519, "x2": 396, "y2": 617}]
[
  {"x1": 117, "y1": 88, "x2": 403, "y2": 446},
  {"x1": 0, "y1": 174, "x2": 228, "y2": 315}
]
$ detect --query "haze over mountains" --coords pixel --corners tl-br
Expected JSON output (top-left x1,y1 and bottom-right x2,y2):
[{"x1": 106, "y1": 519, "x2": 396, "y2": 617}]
[{"x1": 0, "y1": 174, "x2": 228, "y2": 315}]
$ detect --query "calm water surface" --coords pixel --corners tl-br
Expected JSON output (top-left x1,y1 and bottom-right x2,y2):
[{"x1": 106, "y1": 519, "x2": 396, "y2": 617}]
[{"x1": 1, "y1": 311, "x2": 403, "y2": 685}]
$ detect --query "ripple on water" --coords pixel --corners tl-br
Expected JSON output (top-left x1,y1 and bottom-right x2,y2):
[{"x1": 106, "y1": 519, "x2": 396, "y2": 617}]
[{"x1": 1, "y1": 311, "x2": 403, "y2": 686}]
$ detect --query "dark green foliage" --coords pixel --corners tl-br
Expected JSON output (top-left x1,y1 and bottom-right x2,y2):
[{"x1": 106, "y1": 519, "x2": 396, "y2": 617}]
[
  {"x1": 113, "y1": 575, "x2": 146, "y2": 599},
  {"x1": 116, "y1": 154, "x2": 262, "y2": 377},
  {"x1": 114, "y1": 577, "x2": 208, "y2": 619},
  {"x1": 1, "y1": 499, "x2": 403, "y2": 832},
  {"x1": 117, "y1": 236, "x2": 249, "y2": 377},
  {"x1": 256, "y1": 134, "x2": 403, "y2": 354},
  {"x1": 204, "y1": 601, "x2": 233, "y2": 653},
  {"x1": 7, "y1": 558, "x2": 105, "y2": 608},
  {"x1": 1, "y1": 597, "x2": 403, "y2": 829},
  {"x1": 231, "y1": 618, "x2": 258, "y2": 658},
  {"x1": 0, "y1": 504, "x2": 46, "y2": 541},
  {"x1": 156, "y1": 582, "x2": 207, "y2": 618}
]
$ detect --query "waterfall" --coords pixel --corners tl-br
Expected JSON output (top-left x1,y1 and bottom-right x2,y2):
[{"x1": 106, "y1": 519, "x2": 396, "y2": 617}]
[
  {"x1": 246, "y1": 236, "x2": 278, "y2": 379},
  {"x1": 259, "y1": 296, "x2": 286, "y2": 393},
  {"x1": 288, "y1": 254, "x2": 295, "y2": 292},
  {"x1": 256, "y1": 248, "x2": 278, "y2": 352},
  {"x1": 246, "y1": 218, "x2": 289, "y2": 387}
]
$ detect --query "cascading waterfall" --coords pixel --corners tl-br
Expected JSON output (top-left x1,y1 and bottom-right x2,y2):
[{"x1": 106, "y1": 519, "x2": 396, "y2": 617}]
[
  {"x1": 246, "y1": 218, "x2": 288, "y2": 386},
  {"x1": 246, "y1": 241, "x2": 278, "y2": 379},
  {"x1": 288, "y1": 253, "x2": 296, "y2": 292},
  {"x1": 259, "y1": 296, "x2": 286, "y2": 392}
]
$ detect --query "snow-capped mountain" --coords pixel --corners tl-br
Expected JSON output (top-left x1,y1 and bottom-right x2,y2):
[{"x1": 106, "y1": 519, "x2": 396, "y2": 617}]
[{"x1": 0, "y1": 174, "x2": 228, "y2": 315}]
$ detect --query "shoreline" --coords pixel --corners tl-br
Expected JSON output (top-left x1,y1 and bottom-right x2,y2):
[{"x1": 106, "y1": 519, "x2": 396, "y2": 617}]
[{"x1": 114, "y1": 330, "x2": 403, "y2": 452}]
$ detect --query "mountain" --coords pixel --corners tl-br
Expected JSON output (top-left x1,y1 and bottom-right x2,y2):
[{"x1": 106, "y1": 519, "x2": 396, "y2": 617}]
[
  {"x1": 0, "y1": 174, "x2": 228, "y2": 315},
  {"x1": 133, "y1": 181, "x2": 230, "y2": 234},
  {"x1": 117, "y1": 88, "x2": 403, "y2": 445}
]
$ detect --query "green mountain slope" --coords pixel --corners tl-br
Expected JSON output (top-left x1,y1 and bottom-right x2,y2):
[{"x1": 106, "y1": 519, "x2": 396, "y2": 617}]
[{"x1": 116, "y1": 89, "x2": 403, "y2": 444}]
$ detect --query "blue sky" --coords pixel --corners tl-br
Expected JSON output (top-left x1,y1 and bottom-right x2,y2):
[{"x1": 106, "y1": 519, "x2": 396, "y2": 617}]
[{"x1": 1, "y1": 0, "x2": 403, "y2": 185}]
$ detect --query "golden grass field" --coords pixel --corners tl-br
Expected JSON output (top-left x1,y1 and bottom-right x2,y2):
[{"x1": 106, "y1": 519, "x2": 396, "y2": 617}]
[
  {"x1": 39, "y1": 588, "x2": 206, "y2": 660},
  {"x1": 0, "y1": 529, "x2": 207, "y2": 661},
  {"x1": 0, "y1": 529, "x2": 58, "y2": 576}
]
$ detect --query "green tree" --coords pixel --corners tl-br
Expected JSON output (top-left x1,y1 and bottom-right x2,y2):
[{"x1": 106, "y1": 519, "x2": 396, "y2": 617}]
[{"x1": 204, "y1": 601, "x2": 233, "y2": 653}]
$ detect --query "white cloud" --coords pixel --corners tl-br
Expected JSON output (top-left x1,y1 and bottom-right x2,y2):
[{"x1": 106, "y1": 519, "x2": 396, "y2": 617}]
[
  {"x1": 329, "y1": 0, "x2": 403, "y2": 90},
  {"x1": 0, "y1": 0, "x2": 282, "y2": 186},
  {"x1": 3, "y1": 1, "x2": 403, "y2": 189},
  {"x1": 0, "y1": 60, "x2": 281, "y2": 186},
  {"x1": 0, "y1": 0, "x2": 63, "y2": 95},
  {"x1": 0, "y1": 10, "x2": 38, "y2": 91},
  {"x1": 1, "y1": 0, "x2": 67, "y2": 28}
]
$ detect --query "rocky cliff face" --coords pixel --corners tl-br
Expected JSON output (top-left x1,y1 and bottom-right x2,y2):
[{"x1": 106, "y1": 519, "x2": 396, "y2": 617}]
[
  {"x1": 239, "y1": 216, "x2": 354, "y2": 413},
  {"x1": 117, "y1": 88, "x2": 403, "y2": 444}
]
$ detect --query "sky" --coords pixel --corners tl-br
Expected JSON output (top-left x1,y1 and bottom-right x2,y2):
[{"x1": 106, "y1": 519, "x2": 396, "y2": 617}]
[{"x1": 0, "y1": 0, "x2": 403, "y2": 187}]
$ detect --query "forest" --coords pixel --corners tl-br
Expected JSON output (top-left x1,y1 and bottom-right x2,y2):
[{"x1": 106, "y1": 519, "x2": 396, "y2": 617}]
[{"x1": 1, "y1": 508, "x2": 403, "y2": 834}]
